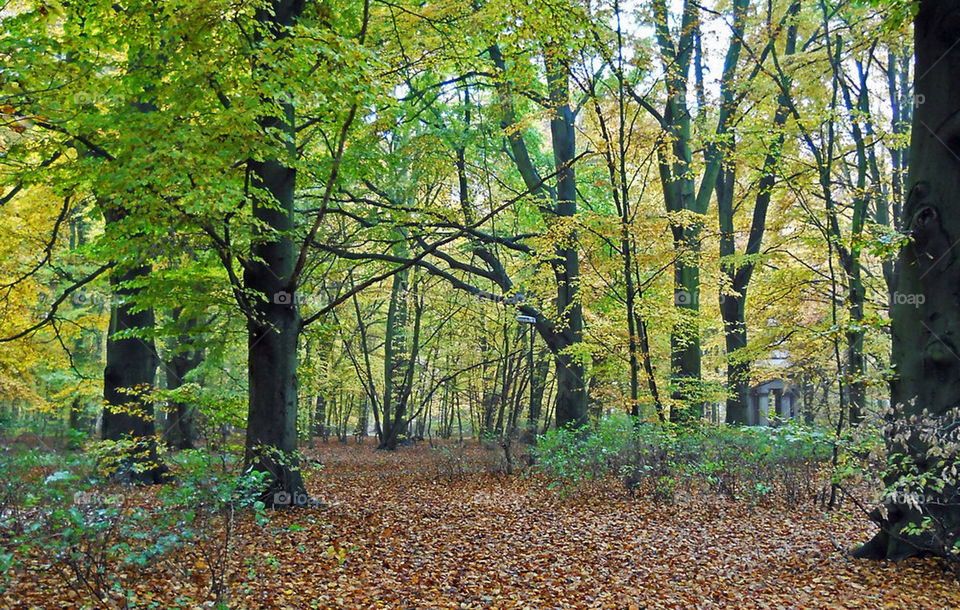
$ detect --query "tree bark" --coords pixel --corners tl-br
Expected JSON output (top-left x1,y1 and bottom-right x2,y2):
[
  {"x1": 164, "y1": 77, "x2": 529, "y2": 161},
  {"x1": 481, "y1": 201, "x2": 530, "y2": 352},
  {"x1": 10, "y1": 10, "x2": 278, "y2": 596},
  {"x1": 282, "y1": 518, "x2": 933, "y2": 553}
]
[
  {"x1": 487, "y1": 43, "x2": 587, "y2": 430},
  {"x1": 546, "y1": 50, "x2": 588, "y2": 430},
  {"x1": 855, "y1": 0, "x2": 960, "y2": 560},
  {"x1": 245, "y1": 154, "x2": 305, "y2": 501},
  {"x1": 243, "y1": 0, "x2": 307, "y2": 506},
  {"x1": 163, "y1": 310, "x2": 203, "y2": 450},
  {"x1": 717, "y1": 0, "x2": 798, "y2": 424},
  {"x1": 651, "y1": 0, "x2": 748, "y2": 422},
  {"x1": 102, "y1": 260, "x2": 164, "y2": 483},
  {"x1": 380, "y1": 270, "x2": 408, "y2": 449}
]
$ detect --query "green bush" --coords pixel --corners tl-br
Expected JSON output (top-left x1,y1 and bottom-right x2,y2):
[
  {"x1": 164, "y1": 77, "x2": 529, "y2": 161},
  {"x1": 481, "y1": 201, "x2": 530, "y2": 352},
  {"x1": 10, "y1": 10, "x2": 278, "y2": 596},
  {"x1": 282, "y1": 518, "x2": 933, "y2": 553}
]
[
  {"x1": 871, "y1": 406, "x2": 960, "y2": 566},
  {"x1": 0, "y1": 444, "x2": 268, "y2": 606},
  {"x1": 532, "y1": 415, "x2": 633, "y2": 492},
  {"x1": 534, "y1": 417, "x2": 834, "y2": 506},
  {"x1": 151, "y1": 449, "x2": 268, "y2": 604}
]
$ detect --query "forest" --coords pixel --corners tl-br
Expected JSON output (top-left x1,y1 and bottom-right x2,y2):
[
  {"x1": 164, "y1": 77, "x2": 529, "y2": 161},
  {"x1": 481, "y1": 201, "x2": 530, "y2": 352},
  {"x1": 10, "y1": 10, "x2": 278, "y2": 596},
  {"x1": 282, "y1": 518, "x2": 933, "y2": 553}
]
[{"x1": 2, "y1": 0, "x2": 960, "y2": 607}]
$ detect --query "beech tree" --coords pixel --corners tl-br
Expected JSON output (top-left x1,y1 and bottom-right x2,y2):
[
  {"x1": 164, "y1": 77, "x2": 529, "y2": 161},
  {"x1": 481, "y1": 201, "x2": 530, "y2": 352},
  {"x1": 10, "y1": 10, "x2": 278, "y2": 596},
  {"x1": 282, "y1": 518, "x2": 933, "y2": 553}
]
[
  {"x1": 645, "y1": 0, "x2": 749, "y2": 421},
  {"x1": 856, "y1": 0, "x2": 960, "y2": 560}
]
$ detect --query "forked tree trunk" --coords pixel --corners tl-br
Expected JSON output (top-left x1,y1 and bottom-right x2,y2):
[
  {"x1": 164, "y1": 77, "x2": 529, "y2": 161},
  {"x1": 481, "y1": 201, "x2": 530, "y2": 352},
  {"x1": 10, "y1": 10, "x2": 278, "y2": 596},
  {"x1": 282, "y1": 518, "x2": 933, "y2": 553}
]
[{"x1": 855, "y1": 0, "x2": 960, "y2": 560}]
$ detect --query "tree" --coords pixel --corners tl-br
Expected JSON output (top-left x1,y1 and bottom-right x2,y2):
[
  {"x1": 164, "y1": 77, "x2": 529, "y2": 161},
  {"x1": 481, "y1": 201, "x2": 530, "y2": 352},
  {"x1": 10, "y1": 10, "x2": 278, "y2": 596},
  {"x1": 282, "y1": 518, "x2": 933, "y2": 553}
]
[
  {"x1": 855, "y1": 0, "x2": 960, "y2": 560},
  {"x1": 0, "y1": 3, "x2": 172, "y2": 481},
  {"x1": 717, "y1": 1, "x2": 799, "y2": 424},
  {"x1": 100, "y1": 248, "x2": 163, "y2": 482},
  {"x1": 487, "y1": 35, "x2": 588, "y2": 430},
  {"x1": 581, "y1": 0, "x2": 665, "y2": 422},
  {"x1": 320, "y1": 1, "x2": 594, "y2": 430},
  {"x1": 646, "y1": 0, "x2": 749, "y2": 421},
  {"x1": 196, "y1": 0, "x2": 372, "y2": 500},
  {"x1": 240, "y1": 0, "x2": 310, "y2": 503},
  {"x1": 162, "y1": 308, "x2": 204, "y2": 450}
]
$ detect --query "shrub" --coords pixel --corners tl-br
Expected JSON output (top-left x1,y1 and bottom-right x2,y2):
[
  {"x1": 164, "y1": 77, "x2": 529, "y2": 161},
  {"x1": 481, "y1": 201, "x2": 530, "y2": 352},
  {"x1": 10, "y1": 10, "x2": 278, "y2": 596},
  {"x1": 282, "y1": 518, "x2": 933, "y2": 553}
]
[
  {"x1": 869, "y1": 405, "x2": 960, "y2": 567},
  {"x1": 0, "y1": 444, "x2": 268, "y2": 607},
  {"x1": 532, "y1": 416, "x2": 633, "y2": 493},
  {"x1": 151, "y1": 449, "x2": 269, "y2": 604},
  {"x1": 534, "y1": 416, "x2": 834, "y2": 506}
]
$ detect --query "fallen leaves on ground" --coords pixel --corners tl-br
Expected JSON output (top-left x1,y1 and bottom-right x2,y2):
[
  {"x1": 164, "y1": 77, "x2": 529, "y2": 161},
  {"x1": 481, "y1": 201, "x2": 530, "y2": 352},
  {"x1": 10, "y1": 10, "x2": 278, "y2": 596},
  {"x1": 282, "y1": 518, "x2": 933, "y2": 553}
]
[{"x1": 5, "y1": 440, "x2": 959, "y2": 609}]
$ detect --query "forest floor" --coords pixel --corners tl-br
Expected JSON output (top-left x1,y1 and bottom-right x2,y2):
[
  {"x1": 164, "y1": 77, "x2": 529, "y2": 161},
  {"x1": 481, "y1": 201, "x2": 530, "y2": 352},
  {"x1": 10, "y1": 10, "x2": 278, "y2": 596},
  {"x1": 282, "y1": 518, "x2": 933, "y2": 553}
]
[{"x1": 6, "y1": 439, "x2": 960, "y2": 609}]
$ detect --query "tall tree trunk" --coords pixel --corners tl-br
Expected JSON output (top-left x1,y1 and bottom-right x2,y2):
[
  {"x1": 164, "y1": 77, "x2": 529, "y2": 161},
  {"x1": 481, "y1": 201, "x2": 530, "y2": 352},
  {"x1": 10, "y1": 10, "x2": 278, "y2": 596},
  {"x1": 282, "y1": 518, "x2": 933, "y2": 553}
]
[
  {"x1": 102, "y1": 260, "x2": 164, "y2": 483},
  {"x1": 494, "y1": 323, "x2": 512, "y2": 437},
  {"x1": 358, "y1": 397, "x2": 368, "y2": 441},
  {"x1": 651, "y1": 0, "x2": 749, "y2": 422},
  {"x1": 879, "y1": 50, "x2": 911, "y2": 307},
  {"x1": 244, "y1": 178, "x2": 304, "y2": 499},
  {"x1": 652, "y1": 0, "x2": 702, "y2": 422},
  {"x1": 836, "y1": 55, "x2": 874, "y2": 427},
  {"x1": 546, "y1": 50, "x2": 588, "y2": 430},
  {"x1": 243, "y1": 0, "x2": 307, "y2": 505},
  {"x1": 487, "y1": 44, "x2": 587, "y2": 431},
  {"x1": 855, "y1": 0, "x2": 960, "y2": 560},
  {"x1": 717, "y1": 0, "x2": 797, "y2": 424},
  {"x1": 380, "y1": 270, "x2": 409, "y2": 450},
  {"x1": 526, "y1": 347, "x2": 550, "y2": 438},
  {"x1": 314, "y1": 394, "x2": 326, "y2": 439}
]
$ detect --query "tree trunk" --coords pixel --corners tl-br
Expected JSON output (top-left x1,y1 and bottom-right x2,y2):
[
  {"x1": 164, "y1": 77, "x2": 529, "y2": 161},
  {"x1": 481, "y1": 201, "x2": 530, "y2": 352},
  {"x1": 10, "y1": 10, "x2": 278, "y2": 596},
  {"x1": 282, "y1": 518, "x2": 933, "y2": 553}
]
[
  {"x1": 652, "y1": 0, "x2": 749, "y2": 422},
  {"x1": 547, "y1": 50, "x2": 588, "y2": 431},
  {"x1": 163, "y1": 311, "x2": 203, "y2": 450},
  {"x1": 243, "y1": 0, "x2": 307, "y2": 506},
  {"x1": 855, "y1": 0, "x2": 960, "y2": 559},
  {"x1": 717, "y1": 0, "x2": 798, "y2": 424},
  {"x1": 68, "y1": 398, "x2": 84, "y2": 434},
  {"x1": 380, "y1": 270, "x2": 409, "y2": 450},
  {"x1": 314, "y1": 394, "x2": 326, "y2": 439},
  {"x1": 486, "y1": 43, "x2": 588, "y2": 430},
  {"x1": 719, "y1": 289, "x2": 750, "y2": 424},
  {"x1": 358, "y1": 397, "x2": 368, "y2": 440},
  {"x1": 244, "y1": 153, "x2": 304, "y2": 501},
  {"x1": 245, "y1": 216, "x2": 304, "y2": 501},
  {"x1": 836, "y1": 57, "x2": 873, "y2": 428},
  {"x1": 102, "y1": 261, "x2": 164, "y2": 483},
  {"x1": 526, "y1": 346, "x2": 549, "y2": 440}
]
